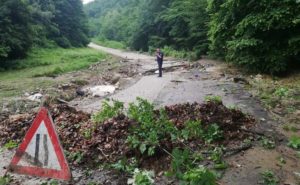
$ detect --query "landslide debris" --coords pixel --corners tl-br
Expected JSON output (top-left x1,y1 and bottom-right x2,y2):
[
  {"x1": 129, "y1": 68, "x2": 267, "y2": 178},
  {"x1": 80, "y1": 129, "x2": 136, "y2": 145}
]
[{"x1": 0, "y1": 100, "x2": 256, "y2": 168}]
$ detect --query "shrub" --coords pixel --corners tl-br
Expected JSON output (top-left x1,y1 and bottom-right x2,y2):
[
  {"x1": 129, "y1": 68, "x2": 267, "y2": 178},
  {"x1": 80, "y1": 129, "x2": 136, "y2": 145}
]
[
  {"x1": 288, "y1": 135, "x2": 300, "y2": 149},
  {"x1": 182, "y1": 166, "x2": 217, "y2": 185}
]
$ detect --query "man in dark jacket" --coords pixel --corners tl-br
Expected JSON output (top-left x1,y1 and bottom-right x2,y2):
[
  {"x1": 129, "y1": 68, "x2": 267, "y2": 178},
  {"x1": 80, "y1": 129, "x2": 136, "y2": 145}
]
[{"x1": 156, "y1": 48, "x2": 164, "y2": 77}]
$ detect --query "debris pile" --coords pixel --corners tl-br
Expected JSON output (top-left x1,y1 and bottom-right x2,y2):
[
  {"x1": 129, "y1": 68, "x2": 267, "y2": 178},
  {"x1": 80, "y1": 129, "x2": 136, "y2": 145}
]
[
  {"x1": 164, "y1": 101, "x2": 255, "y2": 145},
  {"x1": 0, "y1": 101, "x2": 256, "y2": 167}
]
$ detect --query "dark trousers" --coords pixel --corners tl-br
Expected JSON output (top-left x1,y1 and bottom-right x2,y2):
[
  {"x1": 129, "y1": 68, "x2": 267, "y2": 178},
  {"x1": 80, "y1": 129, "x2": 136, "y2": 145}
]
[{"x1": 157, "y1": 60, "x2": 163, "y2": 77}]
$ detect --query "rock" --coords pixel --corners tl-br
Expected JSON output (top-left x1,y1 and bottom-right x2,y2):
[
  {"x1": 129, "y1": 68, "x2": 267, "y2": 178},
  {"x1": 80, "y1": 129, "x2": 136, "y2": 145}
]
[
  {"x1": 76, "y1": 88, "x2": 85, "y2": 96},
  {"x1": 27, "y1": 93, "x2": 43, "y2": 102},
  {"x1": 87, "y1": 85, "x2": 116, "y2": 97},
  {"x1": 9, "y1": 114, "x2": 30, "y2": 122},
  {"x1": 110, "y1": 74, "x2": 121, "y2": 85},
  {"x1": 233, "y1": 77, "x2": 249, "y2": 84},
  {"x1": 254, "y1": 74, "x2": 263, "y2": 81}
]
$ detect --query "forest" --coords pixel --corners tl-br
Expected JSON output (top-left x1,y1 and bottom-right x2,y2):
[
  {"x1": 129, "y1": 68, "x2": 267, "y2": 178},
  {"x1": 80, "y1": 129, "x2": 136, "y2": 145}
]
[
  {"x1": 86, "y1": 0, "x2": 300, "y2": 74},
  {"x1": 1, "y1": 0, "x2": 299, "y2": 74},
  {"x1": 0, "y1": 0, "x2": 89, "y2": 65}
]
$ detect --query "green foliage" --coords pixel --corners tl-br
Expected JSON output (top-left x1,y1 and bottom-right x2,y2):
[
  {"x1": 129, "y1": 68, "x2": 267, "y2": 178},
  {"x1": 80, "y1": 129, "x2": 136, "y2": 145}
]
[
  {"x1": 170, "y1": 148, "x2": 193, "y2": 178},
  {"x1": 0, "y1": 0, "x2": 33, "y2": 61},
  {"x1": 182, "y1": 166, "x2": 217, "y2": 185},
  {"x1": 288, "y1": 135, "x2": 300, "y2": 149},
  {"x1": 0, "y1": 47, "x2": 106, "y2": 101},
  {"x1": 260, "y1": 137, "x2": 276, "y2": 149},
  {"x1": 85, "y1": 0, "x2": 209, "y2": 56},
  {"x1": 127, "y1": 98, "x2": 178, "y2": 156},
  {"x1": 209, "y1": 147, "x2": 224, "y2": 163},
  {"x1": 110, "y1": 158, "x2": 137, "y2": 173},
  {"x1": 127, "y1": 169, "x2": 155, "y2": 185},
  {"x1": 0, "y1": 175, "x2": 12, "y2": 185},
  {"x1": 0, "y1": 0, "x2": 90, "y2": 65},
  {"x1": 273, "y1": 87, "x2": 289, "y2": 98},
  {"x1": 208, "y1": 0, "x2": 300, "y2": 74},
  {"x1": 180, "y1": 120, "x2": 203, "y2": 140},
  {"x1": 203, "y1": 124, "x2": 223, "y2": 144},
  {"x1": 67, "y1": 151, "x2": 84, "y2": 164},
  {"x1": 261, "y1": 170, "x2": 279, "y2": 185},
  {"x1": 205, "y1": 96, "x2": 222, "y2": 104},
  {"x1": 92, "y1": 100, "x2": 124, "y2": 124},
  {"x1": 4, "y1": 140, "x2": 18, "y2": 149}
]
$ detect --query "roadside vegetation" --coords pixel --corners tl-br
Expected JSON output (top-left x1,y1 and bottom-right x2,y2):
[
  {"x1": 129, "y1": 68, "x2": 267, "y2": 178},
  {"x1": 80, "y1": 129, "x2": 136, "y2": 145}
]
[
  {"x1": 0, "y1": 48, "x2": 107, "y2": 99},
  {"x1": 248, "y1": 73, "x2": 300, "y2": 137}
]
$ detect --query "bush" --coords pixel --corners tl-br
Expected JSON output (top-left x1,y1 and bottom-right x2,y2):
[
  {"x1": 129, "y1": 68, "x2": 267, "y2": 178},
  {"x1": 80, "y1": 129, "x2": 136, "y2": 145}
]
[
  {"x1": 92, "y1": 100, "x2": 124, "y2": 124},
  {"x1": 208, "y1": 0, "x2": 300, "y2": 74}
]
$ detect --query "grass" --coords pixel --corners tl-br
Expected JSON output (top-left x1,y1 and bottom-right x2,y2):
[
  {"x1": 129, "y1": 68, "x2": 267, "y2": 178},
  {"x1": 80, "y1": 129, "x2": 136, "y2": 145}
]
[
  {"x1": 92, "y1": 38, "x2": 126, "y2": 50},
  {"x1": 0, "y1": 47, "x2": 107, "y2": 100},
  {"x1": 249, "y1": 73, "x2": 300, "y2": 126}
]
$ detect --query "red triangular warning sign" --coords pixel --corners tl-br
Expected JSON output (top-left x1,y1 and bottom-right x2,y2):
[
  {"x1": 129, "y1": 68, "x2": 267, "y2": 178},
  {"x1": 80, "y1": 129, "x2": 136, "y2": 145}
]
[{"x1": 8, "y1": 107, "x2": 71, "y2": 181}]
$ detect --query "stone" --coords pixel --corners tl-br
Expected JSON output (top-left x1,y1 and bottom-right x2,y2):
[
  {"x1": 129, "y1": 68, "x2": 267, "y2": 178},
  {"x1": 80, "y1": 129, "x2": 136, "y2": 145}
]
[{"x1": 27, "y1": 93, "x2": 43, "y2": 102}]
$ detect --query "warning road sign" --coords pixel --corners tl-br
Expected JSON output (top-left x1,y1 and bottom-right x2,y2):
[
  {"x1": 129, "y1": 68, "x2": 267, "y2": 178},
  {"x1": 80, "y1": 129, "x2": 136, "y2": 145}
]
[{"x1": 9, "y1": 107, "x2": 71, "y2": 181}]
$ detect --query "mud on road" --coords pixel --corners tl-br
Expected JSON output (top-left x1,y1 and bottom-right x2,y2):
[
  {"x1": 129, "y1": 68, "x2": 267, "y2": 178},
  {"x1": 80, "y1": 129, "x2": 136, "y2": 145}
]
[{"x1": 0, "y1": 43, "x2": 299, "y2": 185}]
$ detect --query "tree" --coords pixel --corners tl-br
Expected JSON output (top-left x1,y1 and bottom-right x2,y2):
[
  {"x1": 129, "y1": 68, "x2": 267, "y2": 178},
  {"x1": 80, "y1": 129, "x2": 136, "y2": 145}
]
[
  {"x1": 52, "y1": 0, "x2": 89, "y2": 47},
  {"x1": 0, "y1": 0, "x2": 33, "y2": 61},
  {"x1": 208, "y1": 0, "x2": 300, "y2": 74}
]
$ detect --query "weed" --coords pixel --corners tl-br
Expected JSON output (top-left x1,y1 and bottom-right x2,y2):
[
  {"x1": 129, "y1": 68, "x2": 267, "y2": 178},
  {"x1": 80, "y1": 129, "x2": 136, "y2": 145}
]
[
  {"x1": 283, "y1": 125, "x2": 290, "y2": 131},
  {"x1": 180, "y1": 120, "x2": 203, "y2": 140},
  {"x1": 92, "y1": 100, "x2": 124, "y2": 124},
  {"x1": 261, "y1": 170, "x2": 279, "y2": 185},
  {"x1": 209, "y1": 147, "x2": 224, "y2": 163},
  {"x1": 127, "y1": 98, "x2": 177, "y2": 156},
  {"x1": 182, "y1": 166, "x2": 217, "y2": 185},
  {"x1": 170, "y1": 148, "x2": 193, "y2": 178},
  {"x1": 260, "y1": 137, "x2": 275, "y2": 149},
  {"x1": 277, "y1": 157, "x2": 286, "y2": 165},
  {"x1": 110, "y1": 158, "x2": 137, "y2": 173},
  {"x1": 67, "y1": 151, "x2": 84, "y2": 164},
  {"x1": 0, "y1": 175, "x2": 12, "y2": 185},
  {"x1": 4, "y1": 140, "x2": 18, "y2": 149},
  {"x1": 288, "y1": 135, "x2": 300, "y2": 149},
  {"x1": 283, "y1": 125, "x2": 298, "y2": 132},
  {"x1": 227, "y1": 105, "x2": 239, "y2": 111},
  {"x1": 273, "y1": 87, "x2": 289, "y2": 98},
  {"x1": 127, "y1": 169, "x2": 154, "y2": 185},
  {"x1": 203, "y1": 124, "x2": 223, "y2": 143},
  {"x1": 82, "y1": 128, "x2": 92, "y2": 139},
  {"x1": 214, "y1": 161, "x2": 228, "y2": 170},
  {"x1": 205, "y1": 95, "x2": 222, "y2": 104}
]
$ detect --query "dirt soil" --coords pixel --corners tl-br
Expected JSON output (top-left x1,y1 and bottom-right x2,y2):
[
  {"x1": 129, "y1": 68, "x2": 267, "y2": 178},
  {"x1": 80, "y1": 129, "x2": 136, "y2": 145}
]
[{"x1": 0, "y1": 43, "x2": 299, "y2": 185}]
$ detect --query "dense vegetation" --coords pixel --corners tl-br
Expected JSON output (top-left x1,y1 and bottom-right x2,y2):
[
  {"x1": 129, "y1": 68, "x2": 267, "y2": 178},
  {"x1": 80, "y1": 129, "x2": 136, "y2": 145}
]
[
  {"x1": 86, "y1": 0, "x2": 300, "y2": 74},
  {"x1": 0, "y1": 0, "x2": 89, "y2": 65}
]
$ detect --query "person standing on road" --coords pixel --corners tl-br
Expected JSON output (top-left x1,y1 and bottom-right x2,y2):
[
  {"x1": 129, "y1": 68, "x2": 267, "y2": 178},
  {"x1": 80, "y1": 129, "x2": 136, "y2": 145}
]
[{"x1": 156, "y1": 48, "x2": 164, "y2": 77}]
